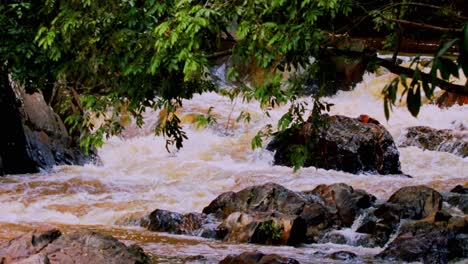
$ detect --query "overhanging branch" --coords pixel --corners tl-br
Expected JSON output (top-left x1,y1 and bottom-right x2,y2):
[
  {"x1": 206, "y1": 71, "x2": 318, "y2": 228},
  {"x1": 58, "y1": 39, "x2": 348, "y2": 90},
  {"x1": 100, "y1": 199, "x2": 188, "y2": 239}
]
[
  {"x1": 383, "y1": 18, "x2": 462, "y2": 33},
  {"x1": 375, "y1": 57, "x2": 468, "y2": 95},
  {"x1": 205, "y1": 49, "x2": 233, "y2": 59}
]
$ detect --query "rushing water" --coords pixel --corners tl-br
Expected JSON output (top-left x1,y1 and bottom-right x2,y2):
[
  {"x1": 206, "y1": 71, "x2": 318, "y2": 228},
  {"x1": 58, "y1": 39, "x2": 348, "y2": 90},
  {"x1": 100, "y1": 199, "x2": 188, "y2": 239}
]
[{"x1": 0, "y1": 70, "x2": 467, "y2": 263}]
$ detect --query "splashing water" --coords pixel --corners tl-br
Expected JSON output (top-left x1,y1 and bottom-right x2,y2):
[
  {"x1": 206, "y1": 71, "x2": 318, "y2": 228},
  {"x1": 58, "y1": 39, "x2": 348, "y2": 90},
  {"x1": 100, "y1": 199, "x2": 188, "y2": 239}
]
[{"x1": 0, "y1": 71, "x2": 466, "y2": 262}]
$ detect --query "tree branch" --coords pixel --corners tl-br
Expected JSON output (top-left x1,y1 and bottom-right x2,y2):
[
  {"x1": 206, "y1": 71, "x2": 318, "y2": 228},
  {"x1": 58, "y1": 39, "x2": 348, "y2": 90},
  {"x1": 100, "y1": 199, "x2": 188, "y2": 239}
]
[
  {"x1": 205, "y1": 49, "x2": 233, "y2": 59},
  {"x1": 380, "y1": 2, "x2": 468, "y2": 21},
  {"x1": 383, "y1": 17, "x2": 462, "y2": 33},
  {"x1": 375, "y1": 57, "x2": 468, "y2": 95}
]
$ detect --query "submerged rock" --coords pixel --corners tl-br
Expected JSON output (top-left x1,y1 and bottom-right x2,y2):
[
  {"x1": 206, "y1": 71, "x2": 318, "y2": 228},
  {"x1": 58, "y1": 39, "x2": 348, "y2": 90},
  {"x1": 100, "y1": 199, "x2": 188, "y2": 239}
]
[
  {"x1": 144, "y1": 209, "x2": 218, "y2": 238},
  {"x1": 267, "y1": 115, "x2": 402, "y2": 174},
  {"x1": 398, "y1": 126, "x2": 468, "y2": 157},
  {"x1": 0, "y1": 75, "x2": 97, "y2": 175},
  {"x1": 328, "y1": 251, "x2": 358, "y2": 261},
  {"x1": 219, "y1": 251, "x2": 299, "y2": 264},
  {"x1": 0, "y1": 228, "x2": 148, "y2": 264}
]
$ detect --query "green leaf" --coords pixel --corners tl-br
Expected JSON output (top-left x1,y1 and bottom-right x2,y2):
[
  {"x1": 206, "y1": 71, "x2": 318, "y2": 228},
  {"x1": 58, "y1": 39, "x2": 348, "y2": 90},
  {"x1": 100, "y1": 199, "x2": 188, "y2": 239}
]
[
  {"x1": 384, "y1": 98, "x2": 390, "y2": 120},
  {"x1": 439, "y1": 57, "x2": 459, "y2": 79},
  {"x1": 436, "y1": 38, "x2": 458, "y2": 58},
  {"x1": 251, "y1": 134, "x2": 263, "y2": 150},
  {"x1": 422, "y1": 80, "x2": 433, "y2": 99},
  {"x1": 407, "y1": 86, "x2": 421, "y2": 117}
]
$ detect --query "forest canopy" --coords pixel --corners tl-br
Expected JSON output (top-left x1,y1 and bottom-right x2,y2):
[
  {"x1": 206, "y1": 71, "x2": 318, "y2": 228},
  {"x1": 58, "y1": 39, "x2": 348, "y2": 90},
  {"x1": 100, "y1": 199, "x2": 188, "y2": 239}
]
[{"x1": 1, "y1": 0, "x2": 467, "y2": 151}]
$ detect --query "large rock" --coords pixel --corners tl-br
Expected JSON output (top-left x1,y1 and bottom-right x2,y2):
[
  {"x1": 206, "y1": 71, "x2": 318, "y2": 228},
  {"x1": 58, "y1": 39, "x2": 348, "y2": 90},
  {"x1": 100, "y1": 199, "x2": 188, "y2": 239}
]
[
  {"x1": 378, "y1": 217, "x2": 468, "y2": 263},
  {"x1": 203, "y1": 183, "x2": 315, "y2": 219},
  {"x1": 0, "y1": 228, "x2": 148, "y2": 264},
  {"x1": 0, "y1": 72, "x2": 96, "y2": 175},
  {"x1": 385, "y1": 185, "x2": 443, "y2": 220},
  {"x1": 304, "y1": 183, "x2": 376, "y2": 226},
  {"x1": 203, "y1": 183, "x2": 336, "y2": 244},
  {"x1": 267, "y1": 115, "x2": 402, "y2": 174},
  {"x1": 398, "y1": 126, "x2": 468, "y2": 157},
  {"x1": 353, "y1": 185, "x2": 444, "y2": 248},
  {"x1": 219, "y1": 251, "x2": 299, "y2": 264},
  {"x1": 144, "y1": 183, "x2": 336, "y2": 246}
]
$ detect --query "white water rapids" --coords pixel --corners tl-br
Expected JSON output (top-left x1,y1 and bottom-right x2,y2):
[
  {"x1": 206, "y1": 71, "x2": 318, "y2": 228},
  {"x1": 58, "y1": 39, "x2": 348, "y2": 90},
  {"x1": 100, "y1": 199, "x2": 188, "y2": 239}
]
[{"x1": 0, "y1": 70, "x2": 467, "y2": 263}]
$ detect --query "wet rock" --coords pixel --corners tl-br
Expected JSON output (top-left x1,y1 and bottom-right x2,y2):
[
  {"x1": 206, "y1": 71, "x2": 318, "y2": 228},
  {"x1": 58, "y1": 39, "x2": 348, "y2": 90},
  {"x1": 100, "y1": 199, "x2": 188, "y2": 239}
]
[
  {"x1": 378, "y1": 218, "x2": 468, "y2": 263},
  {"x1": 369, "y1": 186, "x2": 443, "y2": 248},
  {"x1": 386, "y1": 185, "x2": 443, "y2": 220},
  {"x1": 203, "y1": 183, "x2": 309, "y2": 219},
  {"x1": 434, "y1": 211, "x2": 453, "y2": 222},
  {"x1": 355, "y1": 216, "x2": 377, "y2": 234},
  {"x1": 374, "y1": 203, "x2": 404, "y2": 228},
  {"x1": 299, "y1": 202, "x2": 336, "y2": 242},
  {"x1": 0, "y1": 228, "x2": 62, "y2": 263},
  {"x1": 350, "y1": 213, "x2": 395, "y2": 247},
  {"x1": 451, "y1": 185, "x2": 468, "y2": 194},
  {"x1": 378, "y1": 222, "x2": 450, "y2": 263},
  {"x1": 0, "y1": 75, "x2": 97, "y2": 175},
  {"x1": 443, "y1": 193, "x2": 468, "y2": 214},
  {"x1": 203, "y1": 183, "x2": 336, "y2": 244},
  {"x1": 216, "y1": 212, "x2": 306, "y2": 245},
  {"x1": 306, "y1": 183, "x2": 376, "y2": 226},
  {"x1": 398, "y1": 126, "x2": 468, "y2": 158},
  {"x1": 144, "y1": 209, "x2": 218, "y2": 238},
  {"x1": 267, "y1": 115, "x2": 402, "y2": 174},
  {"x1": 0, "y1": 228, "x2": 148, "y2": 264},
  {"x1": 219, "y1": 251, "x2": 299, "y2": 264},
  {"x1": 328, "y1": 251, "x2": 358, "y2": 261},
  {"x1": 182, "y1": 255, "x2": 208, "y2": 263}
]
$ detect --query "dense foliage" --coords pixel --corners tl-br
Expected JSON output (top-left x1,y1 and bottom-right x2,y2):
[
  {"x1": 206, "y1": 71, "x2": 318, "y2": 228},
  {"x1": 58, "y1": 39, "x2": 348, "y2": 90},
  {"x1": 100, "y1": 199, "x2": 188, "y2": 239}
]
[{"x1": 1, "y1": 0, "x2": 467, "y2": 153}]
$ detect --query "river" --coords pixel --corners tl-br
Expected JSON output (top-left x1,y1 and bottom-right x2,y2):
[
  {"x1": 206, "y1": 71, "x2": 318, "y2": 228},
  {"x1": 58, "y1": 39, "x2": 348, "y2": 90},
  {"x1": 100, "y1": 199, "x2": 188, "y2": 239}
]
[{"x1": 0, "y1": 70, "x2": 467, "y2": 263}]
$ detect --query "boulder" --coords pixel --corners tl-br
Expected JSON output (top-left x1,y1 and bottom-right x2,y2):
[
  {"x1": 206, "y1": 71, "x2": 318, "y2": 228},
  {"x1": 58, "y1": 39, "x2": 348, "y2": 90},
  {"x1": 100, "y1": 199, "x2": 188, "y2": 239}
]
[
  {"x1": 203, "y1": 183, "x2": 314, "y2": 219},
  {"x1": 378, "y1": 221, "x2": 450, "y2": 263},
  {"x1": 305, "y1": 183, "x2": 376, "y2": 226},
  {"x1": 385, "y1": 185, "x2": 443, "y2": 220},
  {"x1": 219, "y1": 251, "x2": 299, "y2": 264},
  {"x1": 144, "y1": 183, "x2": 335, "y2": 245},
  {"x1": 267, "y1": 115, "x2": 402, "y2": 174},
  {"x1": 144, "y1": 209, "x2": 218, "y2": 238},
  {"x1": 203, "y1": 183, "x2": 336, "y2": 244},
  {"x1": 0, "y1": 74, "x2": 96, "y2": 175},
  {"x1": 357, "y1": 186, "x2": 444, "y2": 248},
  {"x1": 0, "y1": 228, "x2": 148, "y2": 264},
  {"x1": 378, "y1": 217, "x2": 468, "y2": 263},
  {"x1": 398, "y1": 126, "x2": 468, "y2": 158}
]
